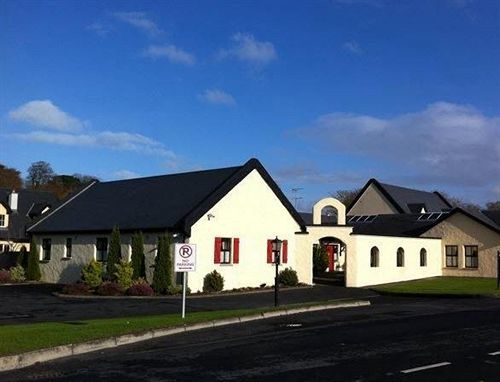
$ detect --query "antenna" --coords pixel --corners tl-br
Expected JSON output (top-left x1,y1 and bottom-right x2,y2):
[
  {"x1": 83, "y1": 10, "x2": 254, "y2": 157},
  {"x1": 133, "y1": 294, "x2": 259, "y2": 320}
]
[{"x1": 291, "y1": 187, "x2": 304, "y2": 209}]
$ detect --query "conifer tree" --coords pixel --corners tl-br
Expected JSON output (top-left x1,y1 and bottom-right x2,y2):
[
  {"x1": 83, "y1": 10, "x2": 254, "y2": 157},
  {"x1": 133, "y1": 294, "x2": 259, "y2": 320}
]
[
  {"x1": 131, "y1": 231, "x2": 145, "y2": 279},
  {"x1": 152, "y1": 234, "x2": 173, "y2": 294},
  {"x1": 106, "y1": 225, "x2": 122, "y2": 280},
  {"x1": 26, "y1": 238, "x2": 41, "y2": 281}
]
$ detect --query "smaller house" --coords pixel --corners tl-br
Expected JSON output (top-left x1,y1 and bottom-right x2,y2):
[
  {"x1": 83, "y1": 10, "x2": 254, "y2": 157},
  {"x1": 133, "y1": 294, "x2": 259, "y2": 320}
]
[
  {"x1": 347, "y1": 180, "x2": 500, "y2": 280},
  {"x1": 0, "y1": 188, "x2": 57, "y2": 268}
]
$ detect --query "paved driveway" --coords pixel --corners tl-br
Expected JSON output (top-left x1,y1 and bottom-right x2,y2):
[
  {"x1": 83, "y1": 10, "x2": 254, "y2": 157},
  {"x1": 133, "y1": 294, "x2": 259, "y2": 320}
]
[{"x1": 0, "y1": 283, "x2": 377, "y2": 324}]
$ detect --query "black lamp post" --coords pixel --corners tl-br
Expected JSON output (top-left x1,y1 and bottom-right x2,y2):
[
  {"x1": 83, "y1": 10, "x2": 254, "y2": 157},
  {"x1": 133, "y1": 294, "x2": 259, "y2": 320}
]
[{"x1": 273, "y1": 236, "x2": 282, "y2": 307}]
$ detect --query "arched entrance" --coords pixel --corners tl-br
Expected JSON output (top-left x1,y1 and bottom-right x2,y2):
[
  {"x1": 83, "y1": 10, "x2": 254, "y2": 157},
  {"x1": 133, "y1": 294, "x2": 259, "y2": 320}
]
[{"x1": 320, "y1": 236, "x2": 347, "y2": 272}]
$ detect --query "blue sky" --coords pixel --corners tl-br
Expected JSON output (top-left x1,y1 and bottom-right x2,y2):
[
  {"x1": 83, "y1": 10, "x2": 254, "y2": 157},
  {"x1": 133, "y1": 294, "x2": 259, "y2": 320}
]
[{"x1": 1, "y1": 0, "x2": 499, "y2": 209}]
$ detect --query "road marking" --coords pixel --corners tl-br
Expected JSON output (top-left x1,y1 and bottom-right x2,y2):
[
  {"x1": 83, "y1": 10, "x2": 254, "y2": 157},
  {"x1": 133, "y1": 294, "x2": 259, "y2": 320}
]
[
  {"x1": 401, "y1": 362, "x2": 451, "y2": 374},
  {"x1": 488, "y1": 351, "x2": 500, "y2": 356}
]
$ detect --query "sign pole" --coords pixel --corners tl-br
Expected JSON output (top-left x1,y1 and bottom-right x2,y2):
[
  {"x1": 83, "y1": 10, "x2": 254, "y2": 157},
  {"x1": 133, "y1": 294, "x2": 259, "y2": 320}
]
[
  {"x1": 497, "y1": 251, "x2": 500, "y2": 290},
  {"x1": 174, "y1": 243, "x2": 197, "y2": 320},
  {"x1": 182, "y1": 271, "x2": 187, "y2": 318}
]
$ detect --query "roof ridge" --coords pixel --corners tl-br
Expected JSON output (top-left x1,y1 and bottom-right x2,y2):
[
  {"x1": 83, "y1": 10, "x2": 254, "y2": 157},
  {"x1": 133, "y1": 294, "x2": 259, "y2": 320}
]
[{"x1": 99, "y1": 165, "x2": 243, "y2": 185}]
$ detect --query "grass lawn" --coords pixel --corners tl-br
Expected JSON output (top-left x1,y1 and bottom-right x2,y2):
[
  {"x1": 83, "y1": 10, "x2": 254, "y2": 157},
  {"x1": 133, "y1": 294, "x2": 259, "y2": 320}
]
[
  {"x1": 0, "y1": 299, "x2": 346, "y2": 357},
  {"x1": 372, "y1": 277, "x2": 500, "y2": 296}
]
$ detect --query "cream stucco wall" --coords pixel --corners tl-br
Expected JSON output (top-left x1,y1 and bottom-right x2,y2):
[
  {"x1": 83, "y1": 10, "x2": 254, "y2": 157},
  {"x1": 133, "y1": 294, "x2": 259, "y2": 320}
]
[
  {"x1": 188, "y1": 169, "x2": 306, "y2": 292},
  {"x1": 35, "y1": 232, "x2": 174, "y2": 283},
  {"x1": 0, "y1": 204, "x2": 10, "y2": 229},
  {"x1": 348, "y1": 183, "x2": 399, "y2": 216},
  {"x1": 346, "y1": 234, "x2": 442, "y2": 287},
  {"x1": 295, "y1": 226, "x2": 354, "y2": 272},
  {"x1": 422, "y1": 212, "x2": 500, "y2": 278}
]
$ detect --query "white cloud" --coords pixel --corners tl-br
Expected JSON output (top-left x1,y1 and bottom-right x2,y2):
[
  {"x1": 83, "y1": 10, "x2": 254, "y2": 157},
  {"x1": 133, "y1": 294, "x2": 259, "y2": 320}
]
[
  {"x1": 86, "y1": 22, "x2": 112, "y2": 37},
  {"x1": 144, "y1": 44, "x2": 196, "y2": 66},
  {"x1": 198, "y1": 89, "x2": 236, "y2": 106},
  {"x1": 219, "y1": 33, "x2": 277, "y2": 66},
  {"x1": 343, "y1": 40, "x2": 363, "y2": 55},
  {"x1": 112, "y1": 169, "x2": 140, "y2": 180},
  {"x1": 294, "y1": 102, "x2": 500, "y2": 191},
  {"x1": 8, "y1": 100, "x2": 86, "y2": 132},
  {"x1": 11, "y1": 130, "x2": 176, "y2": 157},
  {"x1": 112, "y1": 12, "x2": 162, "y2": 36}
]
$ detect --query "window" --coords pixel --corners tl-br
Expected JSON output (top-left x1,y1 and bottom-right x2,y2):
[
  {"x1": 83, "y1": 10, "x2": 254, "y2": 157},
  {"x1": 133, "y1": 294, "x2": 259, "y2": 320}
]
[
  {"x1": 0, "y1": 244, "x2": 10, "y2": 253},
  {"x1": 96, "y1": 238, "x2": 108, "y2": 262},
  {"x1": 42, "y1": 239, "x2": 51, "y2": 261},
  {"x1": 65, "y1": 238, "x2": 72, "y2": 258},
  {"x1": 445, "y1": 245, "x2": 458, "y2": 267},
  {"x1": 0, "y1": 214, "x2": 5, "y2": 227},
  {"x1": 266, "y1": 239, "x2": 288, "y2": 264},
  {"x1": 214, "y1": 237, "x2": 239, "y2": 264},
  {"x1": 370, "y1": 246, "x2": 379, "y2": 268},
  {"x1": 396, "y1": 247, "x2": 404, "y2": 267},
  {"x1": 420, "y1": 248, "x2": 427, "y2": 267},
  {"x1": 465, "y1": 245, "x2": 478, "y2": 268}
]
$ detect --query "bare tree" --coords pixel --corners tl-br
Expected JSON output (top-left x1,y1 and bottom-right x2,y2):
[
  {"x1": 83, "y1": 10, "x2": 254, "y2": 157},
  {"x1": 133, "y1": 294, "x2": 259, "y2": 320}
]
[
  {"x1": 485, "y1": 201, "x2": 500, "y2": 211},
  {"x1": 330, "y1": 188, "x2": 361, "y2": 208},
  {"x1": 27, "y1": 161, "x2": 54, "y2": 190}
]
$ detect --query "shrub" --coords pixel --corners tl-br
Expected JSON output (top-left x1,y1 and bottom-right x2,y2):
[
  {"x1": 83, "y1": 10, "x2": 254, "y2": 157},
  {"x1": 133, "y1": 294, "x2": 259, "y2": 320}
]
[
  {"x1": 131, "y1": 232, "x2": 146, "y2": 279},
  {"x1": 114, "y1": 260, "x2": 133, "y2": 290},
  {"x1": 313, "y1": 245, "x2": 329, "y2": 275},
  {"x1": 106, "y1": 225, "x2": 122, "y2": 280},
  {"x1": 17, "y1": 246, "x2": 29, "y2": 271},
  {"x1": 62, "y1": 283, "x2": 92, "y2": 295},
  {"x1": 0, "y1": 269, "x2": 11, "y2": 283},
  {"x1": 127, "y1": 278, "x2": 154, "y2": 296},
  {"x1": 9, "y1": 265, "x2": 26, "y2": 283},
  {"x1": 96, "y1": 281, "x2": 124, "y2": 296},
  {"x1": 278, "y1": 267, "x2": 299, "y2": 287},
  {"x1": 152, "y1": 234, "x2": 173, "y2": 294},
  {"x1": 203, "y1": 270, "x2": 224, "y2": 293},
  {"x1": 26, "y1": 238, "x2": 41, "y2": 281},
  {"x1": 81, "y1": 260, "x2": 103, "y2": 289}
]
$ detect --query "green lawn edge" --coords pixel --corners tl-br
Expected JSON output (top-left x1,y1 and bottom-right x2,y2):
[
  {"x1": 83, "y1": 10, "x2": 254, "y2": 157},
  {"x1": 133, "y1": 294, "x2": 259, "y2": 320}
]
[
  {"x1": 0, "y1": 299, "x2": 353, "y2": 357},
  {"x1": 371, "y1": 276, "x2": 500, "y2": 297}
]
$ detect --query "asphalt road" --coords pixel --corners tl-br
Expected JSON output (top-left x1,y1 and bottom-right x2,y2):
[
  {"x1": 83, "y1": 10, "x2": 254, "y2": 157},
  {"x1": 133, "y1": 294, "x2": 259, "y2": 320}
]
[
  {"x1": 3, "y1": 296, "x2": 500, "y2": 381},
  {"x1": 0, "y1": 283, "x2": 375, "y2": 324}
]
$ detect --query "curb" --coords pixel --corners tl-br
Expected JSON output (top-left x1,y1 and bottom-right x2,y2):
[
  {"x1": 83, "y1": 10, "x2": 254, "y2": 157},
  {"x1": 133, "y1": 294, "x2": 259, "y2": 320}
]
[
  {"x1": 53, "y1": 285, "x2": 313, "y2": 300},
  {"x1": 0, "y1": 300, "x2": 370, "y2": 372}
]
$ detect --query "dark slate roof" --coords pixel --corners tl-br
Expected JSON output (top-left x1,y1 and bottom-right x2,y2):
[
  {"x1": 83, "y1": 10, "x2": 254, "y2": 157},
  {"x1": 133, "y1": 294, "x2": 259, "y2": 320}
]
[
  {"x1": 28, "y1": 158, "x2": 306, "y2": 235},
  {"x1": 349, "y1": 207, "x2": 500, "y2": 237},
  {"x1": 0, "y1": 188, "x2": 58, "y2": 242},
  {"x1": 299, "y1": 212, "x2": 338, "y2": 226},
  {"x1": 347, "y1": 178, "x2": 452, "y2": 214},
  {"x1": 349, "y1": 214, "x2": 439, "y2": 237},
  {"x1": 481, "y1": 210, "x2": 500, "y2": 227}
]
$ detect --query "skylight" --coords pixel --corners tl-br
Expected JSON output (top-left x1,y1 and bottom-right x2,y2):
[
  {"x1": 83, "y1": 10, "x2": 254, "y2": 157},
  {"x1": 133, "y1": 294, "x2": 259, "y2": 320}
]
[
  {"x1": 417, "y1": 212, "x2": 446, "y2": 221},
  {"x1": 348, "y1": 215, "x2": 377, "y2": 223}
]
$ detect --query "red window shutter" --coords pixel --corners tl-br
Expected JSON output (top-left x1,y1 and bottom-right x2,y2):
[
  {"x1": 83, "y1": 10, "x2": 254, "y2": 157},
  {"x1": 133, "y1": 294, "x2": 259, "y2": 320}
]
[
  {"x1": 233, "y1": 238, "x2": 240, "y2": 264},
  {"x1": 214, "y1": 237, "x2": 221, "y2": 264},
  {"x1": 282, "y1": 240, "x2": 288, "y2": 263},
  {"x1": 267, "y1": 240, "x2": 273, "y2": 263}
]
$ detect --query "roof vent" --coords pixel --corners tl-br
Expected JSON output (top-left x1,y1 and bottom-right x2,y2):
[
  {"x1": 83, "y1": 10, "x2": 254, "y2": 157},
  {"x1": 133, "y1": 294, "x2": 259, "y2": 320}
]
[{"x1": 8, "y1": 191, "x2": 18, "y2": 212}]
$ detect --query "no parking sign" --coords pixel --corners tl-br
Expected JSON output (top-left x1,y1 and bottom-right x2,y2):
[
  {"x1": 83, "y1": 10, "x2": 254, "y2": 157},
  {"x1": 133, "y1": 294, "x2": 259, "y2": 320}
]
[{"x1": 174, "y1": 243, "x2": 197, "y2": 272}]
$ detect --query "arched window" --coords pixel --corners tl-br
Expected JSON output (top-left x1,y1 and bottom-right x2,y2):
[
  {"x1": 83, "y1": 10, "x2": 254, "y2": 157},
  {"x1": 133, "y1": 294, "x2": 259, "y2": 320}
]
[
  {"x1": 370, "y1": 246, "x2": 379, "y2": 268},
  {"x1": 420, "y1": 248, "x2": 427, "y2": 267},
  {"x1": 396, "y1": 247, "x2": 404, "y2": 267}
]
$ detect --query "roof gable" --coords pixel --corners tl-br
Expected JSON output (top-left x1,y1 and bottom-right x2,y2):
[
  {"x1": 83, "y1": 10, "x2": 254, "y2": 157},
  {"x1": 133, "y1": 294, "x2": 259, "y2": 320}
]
[
  {"x1": 348, "y1": 179, "x2": 451, "y2": 215},
  {"x1": 28, "y1": 158, "x2": 306, "y2": 235}
]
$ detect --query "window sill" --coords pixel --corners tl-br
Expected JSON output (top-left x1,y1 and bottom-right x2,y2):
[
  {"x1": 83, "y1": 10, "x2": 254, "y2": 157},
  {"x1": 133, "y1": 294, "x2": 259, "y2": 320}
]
[
  {"x1": 462, "y1": 267, "x2": 479, "y2": 271},
  {"x1": 61, "y1": 257, "x2": 72, "y2": 261},
  {"x1": 219, "y1": 263, "x2": 233, "y2": 266}
]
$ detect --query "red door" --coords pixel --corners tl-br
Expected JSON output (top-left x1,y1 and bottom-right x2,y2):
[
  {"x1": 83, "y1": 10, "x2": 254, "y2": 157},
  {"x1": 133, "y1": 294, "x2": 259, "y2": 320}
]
[{"x1": 326, "y1": 244, "x2": 338, "y2": 272}]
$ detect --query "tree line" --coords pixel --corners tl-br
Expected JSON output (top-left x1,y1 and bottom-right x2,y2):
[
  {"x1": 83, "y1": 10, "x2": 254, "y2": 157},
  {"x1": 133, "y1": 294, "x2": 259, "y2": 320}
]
[{"x1": 0, "y1": 161, "x2": 97, "y2": 200}]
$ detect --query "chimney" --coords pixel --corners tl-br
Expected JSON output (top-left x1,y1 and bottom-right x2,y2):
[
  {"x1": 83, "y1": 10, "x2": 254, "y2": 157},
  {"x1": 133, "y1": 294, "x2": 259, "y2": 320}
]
[{"x1": 8, "y1": 191, "x2": 18, "y2": 212}]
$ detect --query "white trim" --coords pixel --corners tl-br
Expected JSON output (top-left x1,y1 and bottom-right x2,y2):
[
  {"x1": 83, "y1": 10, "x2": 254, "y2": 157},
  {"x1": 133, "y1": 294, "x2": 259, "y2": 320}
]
[
  {"x1": 27, "y1": 181, "x2": 97, "y2": 232},
  {"x1": 400, "y1": 362, "x2": 451, "y2": 374}
]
